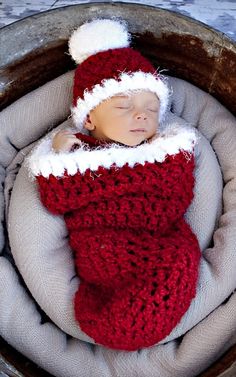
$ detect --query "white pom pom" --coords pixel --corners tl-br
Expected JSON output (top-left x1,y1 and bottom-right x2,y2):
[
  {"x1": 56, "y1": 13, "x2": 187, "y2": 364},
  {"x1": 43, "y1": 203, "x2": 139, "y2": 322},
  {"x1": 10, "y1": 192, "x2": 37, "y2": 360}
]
[{"x1": 68, "y1": 19, "x2": 130, "y2": 64}]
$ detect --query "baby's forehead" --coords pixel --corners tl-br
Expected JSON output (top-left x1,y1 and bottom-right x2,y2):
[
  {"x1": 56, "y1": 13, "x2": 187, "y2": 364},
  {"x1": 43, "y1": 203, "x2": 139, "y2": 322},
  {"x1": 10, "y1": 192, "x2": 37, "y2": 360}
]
[{"x1": 112, "y1": 90, "x2": 159, "y2": 101}]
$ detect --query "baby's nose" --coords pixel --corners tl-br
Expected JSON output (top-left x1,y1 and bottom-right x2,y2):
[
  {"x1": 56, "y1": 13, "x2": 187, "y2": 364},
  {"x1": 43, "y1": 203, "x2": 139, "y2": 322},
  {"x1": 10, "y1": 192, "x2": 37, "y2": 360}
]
[{"x1": 135, "y1": 112, "x2": 147, "y2": 120}]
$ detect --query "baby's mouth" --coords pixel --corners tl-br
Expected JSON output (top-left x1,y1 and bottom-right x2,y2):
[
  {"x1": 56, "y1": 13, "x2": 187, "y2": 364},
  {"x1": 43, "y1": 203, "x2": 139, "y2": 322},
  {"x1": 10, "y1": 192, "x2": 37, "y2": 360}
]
[{"x1": 130, "y1": 128, "x2": 147, "y2": 133}]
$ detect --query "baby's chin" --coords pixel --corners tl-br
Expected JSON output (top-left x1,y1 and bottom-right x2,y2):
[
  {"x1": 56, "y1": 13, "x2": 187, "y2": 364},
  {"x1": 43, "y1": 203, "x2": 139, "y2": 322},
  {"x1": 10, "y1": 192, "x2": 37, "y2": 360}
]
[
  {"x1": 115, "y1": 135, "x2": 151, "y2": 147},
  {"x1": 125, "y1": 140, "x2": 147, "y2": 147},
  {"x1": 101, "y1": 130, "x2": 157, "y2": 147}
]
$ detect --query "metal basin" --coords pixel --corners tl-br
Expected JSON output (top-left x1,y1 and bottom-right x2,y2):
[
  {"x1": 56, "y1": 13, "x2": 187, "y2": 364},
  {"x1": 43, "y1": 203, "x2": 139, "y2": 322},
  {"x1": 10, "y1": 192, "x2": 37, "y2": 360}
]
[{"x1": 0, "y1": 3, "x2": 235, "y2": 376}]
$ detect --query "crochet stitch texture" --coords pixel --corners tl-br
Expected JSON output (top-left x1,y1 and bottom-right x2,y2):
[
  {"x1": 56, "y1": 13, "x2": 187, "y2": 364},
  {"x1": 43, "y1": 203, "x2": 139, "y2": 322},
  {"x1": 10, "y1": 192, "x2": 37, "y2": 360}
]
[
  {"x1": 36, "y1": 133, "x2": 201, "y2": 351},
  {"x1": 72, "y1": 48, "x2": 155, "y2": 107}
]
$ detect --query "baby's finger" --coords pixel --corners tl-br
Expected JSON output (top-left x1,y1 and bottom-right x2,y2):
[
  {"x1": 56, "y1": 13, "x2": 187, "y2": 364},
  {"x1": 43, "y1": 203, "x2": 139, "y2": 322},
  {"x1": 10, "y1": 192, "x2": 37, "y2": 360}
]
[
  {"x1": 64, "y1": 138, "x2": 78, "y2": 147},
  {"x1": 73, "y1": 139, "x2": 82, "y2": 145},
  {"x1": 60, "y1": 129, "x2": 72, "y2": 134},
  {"x1": 58, "y1": 130, "x2": 75, "y2": 138},
  {"x1": 64, "y1": 136, "x2": 80, "y2": 143}
]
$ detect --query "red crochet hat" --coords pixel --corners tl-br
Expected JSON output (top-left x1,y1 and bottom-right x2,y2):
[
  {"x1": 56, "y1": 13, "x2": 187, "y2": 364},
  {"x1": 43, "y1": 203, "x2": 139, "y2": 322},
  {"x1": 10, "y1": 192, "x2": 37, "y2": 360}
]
[{"x1": 69, "y1": 19, "x2": 170, "y2": 131}]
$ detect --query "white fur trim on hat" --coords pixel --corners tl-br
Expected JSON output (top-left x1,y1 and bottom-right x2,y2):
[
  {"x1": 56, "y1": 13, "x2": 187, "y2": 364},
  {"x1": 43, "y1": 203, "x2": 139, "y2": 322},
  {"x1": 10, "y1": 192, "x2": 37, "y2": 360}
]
[
  {"x1": 69, "y1": 19, "x2": 130, "y2": 64},
  {"x1": 71, "y1": 71, "x2": 170, "y2": 131},
  {"x1": 26, "y1": 125, "x2": 197, "y2": 179}
]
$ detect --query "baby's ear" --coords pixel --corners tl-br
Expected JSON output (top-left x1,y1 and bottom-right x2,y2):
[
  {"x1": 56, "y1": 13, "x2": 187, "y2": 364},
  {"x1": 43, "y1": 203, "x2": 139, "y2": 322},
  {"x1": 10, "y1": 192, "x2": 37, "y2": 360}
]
[{"x1": 84, "y1": 114, "x2": 95, "y2": 131}]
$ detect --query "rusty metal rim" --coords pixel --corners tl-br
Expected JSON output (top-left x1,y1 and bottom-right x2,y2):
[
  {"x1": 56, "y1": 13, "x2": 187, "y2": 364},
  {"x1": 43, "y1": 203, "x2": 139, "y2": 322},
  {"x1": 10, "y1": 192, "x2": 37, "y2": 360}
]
[
  {"x1": 1, "y1": 2, "x2": 235, "y2": 68},
  {"x1": 1, "y1": 3, "x2": 236, "y2": 113}
]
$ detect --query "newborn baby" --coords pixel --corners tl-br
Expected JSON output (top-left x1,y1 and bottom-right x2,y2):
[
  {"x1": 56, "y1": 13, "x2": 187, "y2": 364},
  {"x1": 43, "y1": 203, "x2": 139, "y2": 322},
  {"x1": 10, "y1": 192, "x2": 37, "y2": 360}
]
[{"x1": 27, "y1": 19, "x2": 201, "y2": 351}]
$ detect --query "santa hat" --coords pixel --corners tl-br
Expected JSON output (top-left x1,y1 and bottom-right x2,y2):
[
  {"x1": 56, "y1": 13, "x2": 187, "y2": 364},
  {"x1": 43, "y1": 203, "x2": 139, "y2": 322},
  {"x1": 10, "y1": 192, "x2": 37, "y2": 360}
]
[{"x1": 69, "y1": 19, "x2": 170, "y2": 132}]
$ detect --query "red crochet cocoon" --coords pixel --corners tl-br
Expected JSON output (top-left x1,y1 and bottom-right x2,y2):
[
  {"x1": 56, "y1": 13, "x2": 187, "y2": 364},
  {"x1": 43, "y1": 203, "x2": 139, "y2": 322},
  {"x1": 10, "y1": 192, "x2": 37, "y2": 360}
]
[{"x1": 36, "y1": 135, "x2": 201, "y2": 351}]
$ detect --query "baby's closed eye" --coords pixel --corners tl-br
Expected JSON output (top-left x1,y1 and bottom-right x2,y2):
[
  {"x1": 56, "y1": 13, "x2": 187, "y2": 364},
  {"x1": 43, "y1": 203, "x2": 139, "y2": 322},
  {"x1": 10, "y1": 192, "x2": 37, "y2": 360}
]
[
  {"x1": 147, "y1": 107, "x2": 159, "y2": 112},
  {"x1": 115, "y1": 105, "x2": 131, "y2": 109}
]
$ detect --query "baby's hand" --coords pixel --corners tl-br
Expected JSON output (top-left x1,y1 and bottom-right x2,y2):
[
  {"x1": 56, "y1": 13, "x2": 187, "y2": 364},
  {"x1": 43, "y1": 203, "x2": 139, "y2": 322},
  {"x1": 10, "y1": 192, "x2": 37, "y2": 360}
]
[{"x1": 52, "y1": 130, "x2": 81, "y2": 152}]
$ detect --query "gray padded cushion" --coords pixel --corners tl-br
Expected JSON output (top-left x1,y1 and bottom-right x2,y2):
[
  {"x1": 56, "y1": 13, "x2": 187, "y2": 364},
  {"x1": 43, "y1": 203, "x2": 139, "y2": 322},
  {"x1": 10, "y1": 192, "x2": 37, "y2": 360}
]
[
  {"x1": 1, "y1": 71, "x2": 235, "y2": 377},
  {"x1": 7, "y1": 90, "x2": 222, "y2": 343}
]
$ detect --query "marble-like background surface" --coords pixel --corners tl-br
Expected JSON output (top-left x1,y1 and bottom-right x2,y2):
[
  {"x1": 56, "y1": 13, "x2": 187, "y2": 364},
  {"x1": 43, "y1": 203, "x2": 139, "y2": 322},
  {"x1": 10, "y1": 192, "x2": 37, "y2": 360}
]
[{"x1": 0, "y1": 0, "x2": 236, "y2": 41}]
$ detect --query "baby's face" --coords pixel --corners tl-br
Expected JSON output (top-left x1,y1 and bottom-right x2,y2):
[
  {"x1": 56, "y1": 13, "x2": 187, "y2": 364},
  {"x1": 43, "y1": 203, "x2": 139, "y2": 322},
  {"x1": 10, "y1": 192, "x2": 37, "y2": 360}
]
[{"x1": 84, "y1": 90, "x2": 160, "y2": 146}]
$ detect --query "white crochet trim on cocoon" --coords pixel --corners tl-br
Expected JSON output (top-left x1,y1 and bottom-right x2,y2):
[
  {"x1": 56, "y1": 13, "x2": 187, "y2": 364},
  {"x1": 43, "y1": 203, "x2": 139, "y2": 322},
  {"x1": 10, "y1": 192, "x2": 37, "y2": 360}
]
[
  {"x1": 27, "y1": 125, "x2": 197, "y2": 179},
  {"x1": 69, "y1": 19, "x2": 130, "y2": 64},
  {"x1": 72, "y1": 71, "x2": 170, "y2": 131}
]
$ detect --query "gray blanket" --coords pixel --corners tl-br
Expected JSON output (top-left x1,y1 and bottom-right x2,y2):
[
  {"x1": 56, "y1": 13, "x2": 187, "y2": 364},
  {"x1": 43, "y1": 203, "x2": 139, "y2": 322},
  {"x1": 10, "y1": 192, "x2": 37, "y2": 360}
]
[{"x1": 0, "y1": 71, "x2": 236, "y2": 377}]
